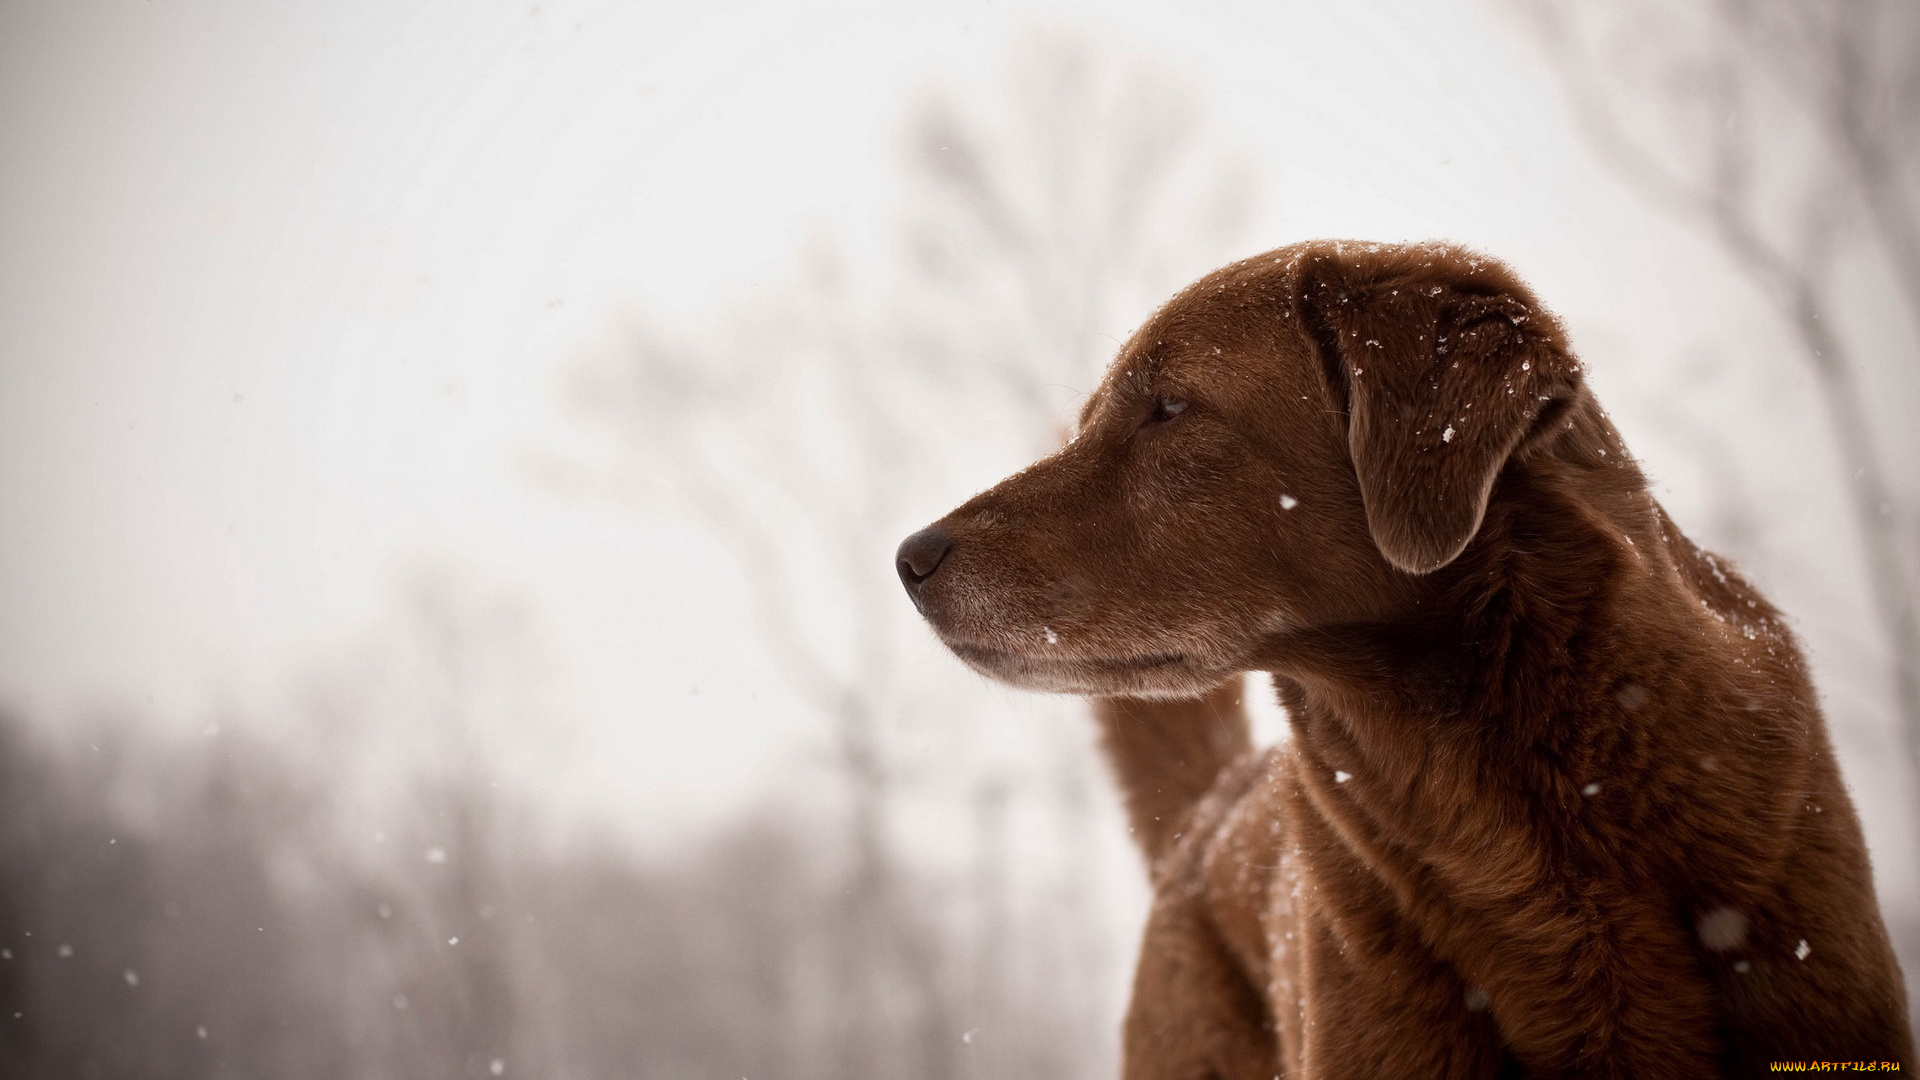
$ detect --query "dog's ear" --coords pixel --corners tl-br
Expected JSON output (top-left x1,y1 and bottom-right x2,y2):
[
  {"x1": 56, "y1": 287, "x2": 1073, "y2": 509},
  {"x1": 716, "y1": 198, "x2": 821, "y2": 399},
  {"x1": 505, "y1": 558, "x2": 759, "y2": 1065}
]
[{"x1": 1299, "y1": 247, "x2": 1583, "y2": 574}]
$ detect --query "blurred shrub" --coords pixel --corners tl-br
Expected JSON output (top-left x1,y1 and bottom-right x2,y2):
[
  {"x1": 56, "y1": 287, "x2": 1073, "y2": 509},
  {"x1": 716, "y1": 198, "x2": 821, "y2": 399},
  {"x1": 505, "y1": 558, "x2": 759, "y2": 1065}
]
[{"x1": 0, "y1": 707, "x2": 1101, "y2": 1080}]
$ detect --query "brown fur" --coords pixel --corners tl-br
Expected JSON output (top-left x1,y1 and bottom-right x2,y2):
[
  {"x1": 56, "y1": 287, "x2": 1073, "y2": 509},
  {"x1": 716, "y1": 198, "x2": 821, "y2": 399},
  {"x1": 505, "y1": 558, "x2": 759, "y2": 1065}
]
[{"x1": 896, "y1": 241, "x2": 1914, "y2": 1078}]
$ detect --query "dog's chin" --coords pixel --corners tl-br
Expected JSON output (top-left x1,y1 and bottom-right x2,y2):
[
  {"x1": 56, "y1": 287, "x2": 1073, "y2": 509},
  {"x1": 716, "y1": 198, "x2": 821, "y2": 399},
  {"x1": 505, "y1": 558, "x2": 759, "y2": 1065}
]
[{"x1": 944, "y1": 641, "x2": 1227, "y2": 698}]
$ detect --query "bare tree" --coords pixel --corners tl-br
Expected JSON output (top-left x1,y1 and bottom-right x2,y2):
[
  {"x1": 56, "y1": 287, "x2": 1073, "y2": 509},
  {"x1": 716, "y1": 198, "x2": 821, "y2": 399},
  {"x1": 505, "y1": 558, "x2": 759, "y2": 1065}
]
[
  {"x1": 375, "y1": 583, "x2": 534, "y2": 1080},
  {"x1": 893, "y1": 37, "x2": 1258, "y2": 447},
  {"x1": 572, "y1": 32, "x2": 1256, "y2": 1079},
  {"x1": 1510, "y1": 0, "x2": 1920, "y2": 843}
]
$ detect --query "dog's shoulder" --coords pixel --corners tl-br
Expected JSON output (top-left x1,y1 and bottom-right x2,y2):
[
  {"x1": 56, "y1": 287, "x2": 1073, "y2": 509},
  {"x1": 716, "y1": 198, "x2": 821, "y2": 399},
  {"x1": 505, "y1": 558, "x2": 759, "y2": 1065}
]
[
  {"x1": 1147, "y1": 746, "x2": 1293, "y2": 980},
  {"x1": 1153, "y1": 745, "x2": 1279, "y2": 885}
]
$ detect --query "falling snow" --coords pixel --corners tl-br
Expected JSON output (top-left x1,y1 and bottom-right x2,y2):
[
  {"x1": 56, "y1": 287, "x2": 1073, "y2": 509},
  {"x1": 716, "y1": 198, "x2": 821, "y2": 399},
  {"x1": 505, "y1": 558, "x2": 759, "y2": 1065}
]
[
  {"x1": 2, "y1": 16, "x2": 1906, "y2": 1076},
  {"x1": 1698, "y1": 908, "x2": 1749, "y2": 951}
]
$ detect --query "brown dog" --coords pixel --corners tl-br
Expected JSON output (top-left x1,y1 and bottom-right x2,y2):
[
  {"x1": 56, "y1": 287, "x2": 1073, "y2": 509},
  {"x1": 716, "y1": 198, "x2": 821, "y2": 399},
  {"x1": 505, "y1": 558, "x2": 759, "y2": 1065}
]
[{"x1": 896, "y1": 241, "x2": 1913, "y2": 1078}]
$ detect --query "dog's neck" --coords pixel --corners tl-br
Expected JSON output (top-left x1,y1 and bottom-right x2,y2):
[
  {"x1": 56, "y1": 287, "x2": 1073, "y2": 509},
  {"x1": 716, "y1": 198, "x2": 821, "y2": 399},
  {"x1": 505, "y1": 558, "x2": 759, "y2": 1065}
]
[{"x1": 1254, "y1": 444, "x2": 1685, "y2": 761}]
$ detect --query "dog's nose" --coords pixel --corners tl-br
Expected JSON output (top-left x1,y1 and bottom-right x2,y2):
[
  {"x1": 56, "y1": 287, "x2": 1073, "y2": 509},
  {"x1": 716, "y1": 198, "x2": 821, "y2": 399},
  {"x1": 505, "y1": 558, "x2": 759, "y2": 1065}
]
[{"x1": 896, "y1": 526, "x2": 954, "y2": 592}]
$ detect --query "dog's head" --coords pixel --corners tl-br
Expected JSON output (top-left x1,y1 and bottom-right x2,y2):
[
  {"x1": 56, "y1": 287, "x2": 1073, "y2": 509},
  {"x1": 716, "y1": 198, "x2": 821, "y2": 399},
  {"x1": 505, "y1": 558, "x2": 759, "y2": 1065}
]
[{"x1": 897, "y1": 241, "x2": 1592, "y2": 697}]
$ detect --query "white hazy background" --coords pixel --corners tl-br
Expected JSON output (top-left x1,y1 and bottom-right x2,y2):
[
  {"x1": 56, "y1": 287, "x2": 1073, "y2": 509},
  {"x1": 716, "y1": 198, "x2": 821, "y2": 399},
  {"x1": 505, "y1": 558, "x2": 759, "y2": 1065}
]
[{"x1": 1, "y1": 1, "x2": 1915, "y2": 1077}]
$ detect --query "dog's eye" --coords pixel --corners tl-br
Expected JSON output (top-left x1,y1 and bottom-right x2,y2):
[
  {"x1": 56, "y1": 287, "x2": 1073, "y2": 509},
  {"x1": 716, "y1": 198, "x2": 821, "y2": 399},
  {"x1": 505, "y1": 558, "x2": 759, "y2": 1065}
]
[{"x1": 1147, "y1": 398, "x2": 1189, "y2": 425}]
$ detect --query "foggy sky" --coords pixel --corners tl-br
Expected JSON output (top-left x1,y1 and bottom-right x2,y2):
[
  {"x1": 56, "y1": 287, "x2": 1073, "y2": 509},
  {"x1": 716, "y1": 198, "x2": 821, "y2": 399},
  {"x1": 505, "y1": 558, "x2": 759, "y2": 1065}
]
[{"x1": 1, "y1": 0, "x2": 1911, "y2": 901}]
